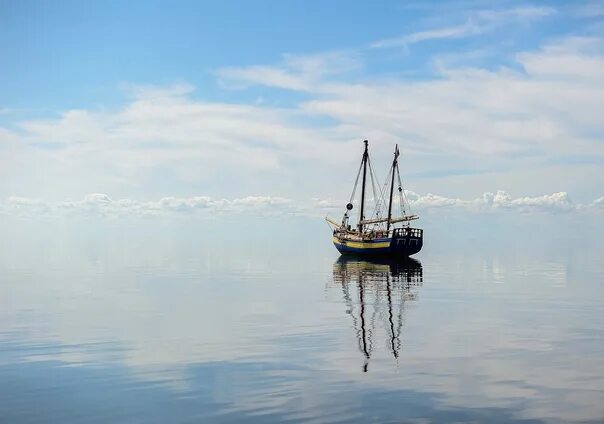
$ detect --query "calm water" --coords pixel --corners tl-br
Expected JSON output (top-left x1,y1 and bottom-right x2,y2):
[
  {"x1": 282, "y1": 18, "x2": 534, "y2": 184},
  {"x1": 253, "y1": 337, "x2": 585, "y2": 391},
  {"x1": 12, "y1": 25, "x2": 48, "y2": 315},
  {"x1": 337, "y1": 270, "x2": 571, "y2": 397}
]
[{"x1": 1, "y1": 222, "x2": 603, "y2": 423}]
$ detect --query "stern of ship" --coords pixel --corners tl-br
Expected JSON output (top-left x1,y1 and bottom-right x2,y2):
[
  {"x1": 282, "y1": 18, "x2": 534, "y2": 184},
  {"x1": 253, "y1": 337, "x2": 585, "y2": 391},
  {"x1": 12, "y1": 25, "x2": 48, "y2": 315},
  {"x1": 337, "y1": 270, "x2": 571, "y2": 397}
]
[{"x1": 390, "y1": 227, "x2": 423, "y2": 256}]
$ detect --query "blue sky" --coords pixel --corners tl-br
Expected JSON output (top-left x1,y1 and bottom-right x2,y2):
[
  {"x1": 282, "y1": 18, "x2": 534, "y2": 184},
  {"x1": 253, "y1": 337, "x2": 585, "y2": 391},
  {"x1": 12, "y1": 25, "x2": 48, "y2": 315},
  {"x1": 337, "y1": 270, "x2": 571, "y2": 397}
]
[
  {"x1": 0, "y1": 0, "x2": 586, "y2": 109},
  {"x1": 1, "y1": 1, "x2": 448, "y2": 109},
  {"x1": 0, "y1": 0, "x2": 603, "y2": 219}
]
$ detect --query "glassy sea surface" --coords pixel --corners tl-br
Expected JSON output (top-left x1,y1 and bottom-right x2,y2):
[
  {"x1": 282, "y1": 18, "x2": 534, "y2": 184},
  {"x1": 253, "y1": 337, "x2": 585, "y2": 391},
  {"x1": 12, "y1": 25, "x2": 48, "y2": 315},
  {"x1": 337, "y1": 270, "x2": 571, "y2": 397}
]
[{"x1": 1, "y1": 220, "x2": 603, "y2": 423}]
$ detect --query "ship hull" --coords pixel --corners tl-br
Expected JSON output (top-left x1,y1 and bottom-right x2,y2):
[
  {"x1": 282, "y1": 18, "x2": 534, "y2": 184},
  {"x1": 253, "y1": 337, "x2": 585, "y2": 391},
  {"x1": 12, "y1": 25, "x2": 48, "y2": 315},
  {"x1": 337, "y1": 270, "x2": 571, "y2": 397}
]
[{"x1": 332, "y1": 233, "x2": 423, "y2": 257}]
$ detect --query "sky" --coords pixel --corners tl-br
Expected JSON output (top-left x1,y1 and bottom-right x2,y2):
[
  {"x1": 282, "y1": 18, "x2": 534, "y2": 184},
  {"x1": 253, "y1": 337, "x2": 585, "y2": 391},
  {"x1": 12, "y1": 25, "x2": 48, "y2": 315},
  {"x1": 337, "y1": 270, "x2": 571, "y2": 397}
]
[{"x1": 0, "y1": 0, "x2": 603, "y2": 221}]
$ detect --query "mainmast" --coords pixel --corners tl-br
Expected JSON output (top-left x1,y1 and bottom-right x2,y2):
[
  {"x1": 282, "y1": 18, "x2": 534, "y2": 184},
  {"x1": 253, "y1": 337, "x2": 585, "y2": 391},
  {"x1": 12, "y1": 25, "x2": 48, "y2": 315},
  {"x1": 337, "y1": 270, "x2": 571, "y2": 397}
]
[
  {"x1": 386, "y1": 145, "x2": 399, "y2": 232},
  {"x1": 358, "y1": 140, "x2": 369, "y2": 233}
]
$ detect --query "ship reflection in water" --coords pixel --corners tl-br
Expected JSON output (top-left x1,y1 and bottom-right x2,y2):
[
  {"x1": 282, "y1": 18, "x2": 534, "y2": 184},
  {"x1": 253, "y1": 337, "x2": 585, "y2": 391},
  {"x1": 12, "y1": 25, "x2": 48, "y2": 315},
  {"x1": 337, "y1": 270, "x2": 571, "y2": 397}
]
[{"x1": 332, "y1": 256, "x2": 423, "y2": 372}]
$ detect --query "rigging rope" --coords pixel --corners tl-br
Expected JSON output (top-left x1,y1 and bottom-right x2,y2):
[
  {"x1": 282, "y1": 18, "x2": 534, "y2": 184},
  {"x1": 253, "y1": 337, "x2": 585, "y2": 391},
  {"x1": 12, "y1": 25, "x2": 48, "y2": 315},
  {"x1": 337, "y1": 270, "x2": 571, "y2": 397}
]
[
  {"x1": 368, "y1": 156, "x2": 388, "y2": 231},
  {"x1": 367, "y1": 156, "x2": 380, "y2": 217},
  {"x1": 345, "y1": 147, "x2": 414, "y2": 231},
  {"x1": 361, "y1": 164, "x2": 392, "y2": 232},
  {"x1": 396, "y1": 162, "x2": 412, "y2": 217},
  {"x1": 373, "y1": 160, "x2": 387, "y2": 216},
  {"x1": 348, "y1": 158, "x2": 364, "y2": 205},
  {"x1": 374, "y1": 166, "x2": 392, "y2": 219}
]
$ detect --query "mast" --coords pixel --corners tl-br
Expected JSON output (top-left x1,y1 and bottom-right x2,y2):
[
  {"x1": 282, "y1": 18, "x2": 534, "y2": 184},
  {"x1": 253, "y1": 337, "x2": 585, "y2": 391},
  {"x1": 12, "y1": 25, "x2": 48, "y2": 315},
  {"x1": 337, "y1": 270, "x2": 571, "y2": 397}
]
[
  {"x1": 358, "y1": 140, "x2": 369, "y2": 233},
  {"x1": 386, "y1": 145, "x2": 399, "y2": 232}
]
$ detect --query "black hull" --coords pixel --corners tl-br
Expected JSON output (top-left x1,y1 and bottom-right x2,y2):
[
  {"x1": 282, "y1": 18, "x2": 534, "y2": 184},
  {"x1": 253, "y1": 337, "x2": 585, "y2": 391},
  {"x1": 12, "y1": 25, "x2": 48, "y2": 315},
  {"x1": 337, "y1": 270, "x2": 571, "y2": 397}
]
[{"x1": 332, "y1": 228, "x2": 423, "y2": 258}]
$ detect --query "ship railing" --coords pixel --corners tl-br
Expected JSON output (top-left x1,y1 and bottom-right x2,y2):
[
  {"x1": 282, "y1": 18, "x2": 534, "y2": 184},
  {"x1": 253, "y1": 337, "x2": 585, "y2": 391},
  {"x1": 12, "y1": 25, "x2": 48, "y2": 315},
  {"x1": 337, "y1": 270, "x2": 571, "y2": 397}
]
[
  {"x1": 393, "y1": 227, "x2": 423, "y2": 238},
  {"x1": 335, "y1": 227, "x2": 423, "y2": 240}
]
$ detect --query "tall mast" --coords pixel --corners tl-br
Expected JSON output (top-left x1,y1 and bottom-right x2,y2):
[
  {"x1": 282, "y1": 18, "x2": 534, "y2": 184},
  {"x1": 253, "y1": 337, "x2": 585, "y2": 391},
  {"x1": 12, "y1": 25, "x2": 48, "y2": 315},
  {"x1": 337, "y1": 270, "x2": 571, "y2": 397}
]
[
  {"x1": 358, "y1": 140, "x2": 369, "y2": 233},
  {"x1": 386, "y1": 145, "x2": 399, "y2": 232}
]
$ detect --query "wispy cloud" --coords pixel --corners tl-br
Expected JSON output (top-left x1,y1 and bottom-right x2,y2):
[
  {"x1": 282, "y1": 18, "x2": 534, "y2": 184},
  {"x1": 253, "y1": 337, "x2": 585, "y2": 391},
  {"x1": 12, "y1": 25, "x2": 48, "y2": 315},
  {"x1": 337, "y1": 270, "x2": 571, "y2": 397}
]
[
  {"x1": 217, "y1": 50, "x2": 361, "y2": 91},
  {"x1": 371, "y1": 6, "x2": 556, "y2": 49},
  {"x1": 371, "y1": 21, "x2": 482, "y2": 49},
  {"x1": 0, "y1": 6, "x2": 602, "y2": 206},
  {"x1": 575, "y1": 2, "x2": 604, "y2": 18}
]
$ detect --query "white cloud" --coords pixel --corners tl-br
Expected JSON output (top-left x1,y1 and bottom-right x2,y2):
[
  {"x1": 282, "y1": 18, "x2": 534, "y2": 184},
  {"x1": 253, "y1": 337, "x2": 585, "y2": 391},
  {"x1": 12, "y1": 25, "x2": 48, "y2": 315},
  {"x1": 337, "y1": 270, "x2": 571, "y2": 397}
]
[
  {"x1": 0, "y1": 193, "x2": 296, "y2": 218},
  {"x1": 517, "y1": 36, "x2": 604, "y2": 81},
  {"x1": 218, "y1": 65, "x2": 312, "y2": 91},
  {"x1": 371, "y1": 21, "x2": 483, "y2": 49},
  {"x1": 3, "y1": 190, "x2": 599, "y2": 219},
  {"x1": 1, "y1": 21, "x2": 603, "y2": 205},
  {"x1": 216, "y1": 35, "x2": 603, "y2": 167},
  {"x1": 317, "y1": 189, "x2": 604, "y2": 215},
  {"x1": 402, "y1": 190, "x2": 577, "y2": 213},
  {"x1": 217, "y1": 50, "x2": 361, "y2": 91},
  {"x1": 0, "y1": 83, "x2": 361, "y2": 200},
  {"x1": 371, "y1": 6, "x2": 556, "y2": 49}
]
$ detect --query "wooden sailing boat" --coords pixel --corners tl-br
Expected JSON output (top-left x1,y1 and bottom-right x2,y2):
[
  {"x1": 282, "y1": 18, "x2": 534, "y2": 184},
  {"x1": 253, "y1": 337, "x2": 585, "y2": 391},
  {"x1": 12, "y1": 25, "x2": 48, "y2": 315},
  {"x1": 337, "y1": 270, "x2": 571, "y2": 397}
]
[{"x1": 326, "y1": 140, "x2": 423, "y2": 257}]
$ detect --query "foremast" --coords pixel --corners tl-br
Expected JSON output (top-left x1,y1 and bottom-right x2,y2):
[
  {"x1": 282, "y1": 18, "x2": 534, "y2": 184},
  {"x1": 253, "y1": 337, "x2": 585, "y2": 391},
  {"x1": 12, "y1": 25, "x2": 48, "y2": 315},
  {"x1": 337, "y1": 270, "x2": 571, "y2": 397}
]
[
  {"x1": 358, "y1": 140, "x2": 369, "y2": 234},
  {"x1": 386, "y1": 145, "x2": 399, "y2": 233}
]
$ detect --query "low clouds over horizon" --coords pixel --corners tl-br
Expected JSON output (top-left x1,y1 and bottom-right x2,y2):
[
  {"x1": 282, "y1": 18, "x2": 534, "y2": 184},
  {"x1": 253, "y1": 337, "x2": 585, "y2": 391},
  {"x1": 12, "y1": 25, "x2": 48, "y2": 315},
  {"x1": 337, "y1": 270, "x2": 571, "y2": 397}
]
[{"x1": 2, "y1": 189, "x2": 602, "y2": 219}]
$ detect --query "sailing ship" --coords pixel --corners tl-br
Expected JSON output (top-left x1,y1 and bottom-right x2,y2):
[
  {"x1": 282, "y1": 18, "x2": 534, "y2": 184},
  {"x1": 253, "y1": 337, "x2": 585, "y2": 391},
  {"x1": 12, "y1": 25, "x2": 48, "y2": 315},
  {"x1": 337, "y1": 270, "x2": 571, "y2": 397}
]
[{"x1": 326, "y1": 140, "x2": 423, "y2": 257}]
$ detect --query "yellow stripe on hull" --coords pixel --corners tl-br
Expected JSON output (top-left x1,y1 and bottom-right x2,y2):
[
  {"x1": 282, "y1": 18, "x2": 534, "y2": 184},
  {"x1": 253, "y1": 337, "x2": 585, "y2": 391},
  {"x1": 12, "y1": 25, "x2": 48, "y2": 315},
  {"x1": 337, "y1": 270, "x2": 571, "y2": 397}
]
[{"x1": 332, "y1": 237, "x2": 391, "y2": 249}]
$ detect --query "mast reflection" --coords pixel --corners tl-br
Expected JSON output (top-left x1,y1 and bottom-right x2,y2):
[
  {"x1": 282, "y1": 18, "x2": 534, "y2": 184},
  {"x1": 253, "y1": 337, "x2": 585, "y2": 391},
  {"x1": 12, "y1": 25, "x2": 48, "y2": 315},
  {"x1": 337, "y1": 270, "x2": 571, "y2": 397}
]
[{"x1": 332, "y1": 256, "x2": 423, "y2": 372}]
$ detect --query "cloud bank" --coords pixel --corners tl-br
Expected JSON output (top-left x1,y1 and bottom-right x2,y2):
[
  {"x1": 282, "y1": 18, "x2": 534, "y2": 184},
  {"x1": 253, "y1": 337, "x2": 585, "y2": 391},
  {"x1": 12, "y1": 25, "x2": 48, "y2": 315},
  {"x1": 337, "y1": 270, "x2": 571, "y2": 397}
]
[
  {"x1": 0, "y1": 193, "x2": 294, "y2": 218},
  {"x1": 2, "y1": 190, "x2": 601, "y2": 219}
]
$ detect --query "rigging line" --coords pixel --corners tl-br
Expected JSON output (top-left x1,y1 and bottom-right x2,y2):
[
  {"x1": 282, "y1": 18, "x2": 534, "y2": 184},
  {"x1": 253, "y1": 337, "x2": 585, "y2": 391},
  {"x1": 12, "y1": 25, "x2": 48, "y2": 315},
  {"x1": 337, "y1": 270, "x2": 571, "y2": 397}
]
[
  {"x1": 375, "y1": 166, "x2": 393, "y2": 218},
  {"x1": 367, "y1": 158, "x2": 381, "y2": 231},
  {"x1": 367, "y1": 157, "x2": 385, "y2": 226},
  {"x1": 396, "y1": 164, "x2": 405, "y2": 216},
  {"x1": 367, "y1": 156, "x2": 379, "y2": 216},
  {"x1": 349, "y1": 156, "x2": 364, "y2": 205},
  {"x1": 370, "y1": 157, "x2": 382, "y2": 199},
  {"x1": 396, "y1": 164, "x2": 412, "y2": 216},
  {"x1": 374, "y1": 160, "x2": 388, "y2": 218}
]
